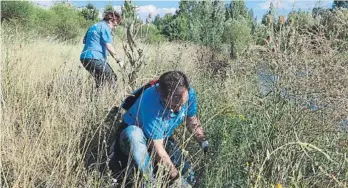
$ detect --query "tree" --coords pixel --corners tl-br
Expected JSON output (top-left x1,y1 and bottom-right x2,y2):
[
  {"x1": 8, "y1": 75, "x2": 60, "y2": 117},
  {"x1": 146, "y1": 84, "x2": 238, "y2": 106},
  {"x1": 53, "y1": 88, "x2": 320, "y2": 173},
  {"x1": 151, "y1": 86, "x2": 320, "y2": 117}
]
[
  {"x1": 51, "y1": 3, "x2": 86, "y2": 41},
  {"x1": 153, "y1": 13, "x2": 175, "y2": 37},
  {"x1": 1, "y1": 1, "x2": 34, "y2": 23},
  {"x1": 227, "y1": 0, "x2": 248, "y2": 21},
  {"x1": 80, "y1": 3, "x2": 99, "y2": 21},
  {"x1": 167, "y1": 0, "x2": 199, "y2": 40},
  {"x1": 122, "y1": 0, "x2": 136, "y2": 21},
  {"x1": 333, "y1": 1, "x2": 348, "y2": 9},
  {"x1": 248, "y1": 9, "x2": 254, "y2": 21},
  {"x1": 223, "y1": 18, "x2": 252, "y2": 59},
  {"x1": 104, "y1": 4, "x2": 114, "y2": 14},
  {"x1": 210, "y1": 0, "x2": 226, "y2": 47}
]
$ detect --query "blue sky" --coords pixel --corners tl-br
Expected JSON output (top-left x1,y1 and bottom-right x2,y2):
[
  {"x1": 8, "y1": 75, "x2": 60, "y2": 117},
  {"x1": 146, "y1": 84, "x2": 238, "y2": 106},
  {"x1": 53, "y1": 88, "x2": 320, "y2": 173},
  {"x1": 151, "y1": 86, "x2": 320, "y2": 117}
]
[{"x1": 34, "y1": 0, "x2": 334, "y2": 22}]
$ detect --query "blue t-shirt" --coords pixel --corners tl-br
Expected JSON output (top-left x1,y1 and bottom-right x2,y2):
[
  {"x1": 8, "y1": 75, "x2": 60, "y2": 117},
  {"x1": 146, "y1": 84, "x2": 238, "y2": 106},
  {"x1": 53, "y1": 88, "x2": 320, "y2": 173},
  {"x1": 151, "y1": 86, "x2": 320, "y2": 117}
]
[
  {"x1": 80, "y1": 21, "x2": 112, "y2": 61},
  {"x1": 122, "y1": 85, "x2": 198, "y2": 140}
]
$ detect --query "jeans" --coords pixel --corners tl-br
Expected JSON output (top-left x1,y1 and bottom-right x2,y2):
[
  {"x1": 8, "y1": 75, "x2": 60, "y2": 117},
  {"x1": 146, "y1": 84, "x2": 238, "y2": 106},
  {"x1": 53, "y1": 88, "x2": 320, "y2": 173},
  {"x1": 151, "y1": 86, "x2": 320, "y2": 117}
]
[
  {"x1": 118, "y1": 125, "x2": 196, "y2": 185},
  {"x1": 80, "y1": 58, "x2": 118, "y2": 93}
]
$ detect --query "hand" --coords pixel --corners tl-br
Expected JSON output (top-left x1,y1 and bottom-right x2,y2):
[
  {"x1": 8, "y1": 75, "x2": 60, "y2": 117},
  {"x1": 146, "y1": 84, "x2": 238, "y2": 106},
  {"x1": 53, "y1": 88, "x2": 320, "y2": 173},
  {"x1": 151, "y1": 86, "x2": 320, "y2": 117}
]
[
  {"x1": 169, "y1": 167, "x2": 179, "y2": 181},
  {"x1": 201, "y1": 140, "x2": 209, "y2": 154}
]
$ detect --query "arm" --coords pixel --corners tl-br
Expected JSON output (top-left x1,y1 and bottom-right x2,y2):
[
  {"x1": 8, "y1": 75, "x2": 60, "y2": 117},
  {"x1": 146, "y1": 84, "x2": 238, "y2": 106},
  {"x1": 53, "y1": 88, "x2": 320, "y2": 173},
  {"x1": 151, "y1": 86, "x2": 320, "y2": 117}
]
[
  {"x1": 140, "y1": 105, "x2": 178, "y2": 180},
  {"x1": 101, "y1": 26, "x2": 120, "y2": 61},
  {"x1": 186, "y1": 115, "x2": 206, "y2": 143},
  {"x1": 151, "y1": 139, "x2": 179, "y2": 180},
  {"x1": 105, "y1": 43, "x2": 118, "y2": 59},
  {"x1": 83, "y1": 31, "x2": 87, "y2": 44}
]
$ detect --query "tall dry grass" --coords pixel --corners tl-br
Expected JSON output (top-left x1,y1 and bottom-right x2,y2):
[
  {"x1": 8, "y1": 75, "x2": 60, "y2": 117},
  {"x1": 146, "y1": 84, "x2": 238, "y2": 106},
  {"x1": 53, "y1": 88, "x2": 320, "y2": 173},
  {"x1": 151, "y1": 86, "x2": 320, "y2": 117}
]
[{"x1": 1, "y1": 10, "x2": 348, "y2": 187}]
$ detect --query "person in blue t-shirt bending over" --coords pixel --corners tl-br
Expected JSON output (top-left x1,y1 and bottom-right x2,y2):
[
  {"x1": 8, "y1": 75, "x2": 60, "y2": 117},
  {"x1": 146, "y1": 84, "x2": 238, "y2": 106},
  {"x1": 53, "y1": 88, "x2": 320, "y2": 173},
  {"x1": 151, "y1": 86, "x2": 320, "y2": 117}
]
[
  {"x1": 116, "y1": 71, "x2": 209, "y2": 186},
  {"x1": 80, "y1": 11, "x2": 123, "y2": 93}
]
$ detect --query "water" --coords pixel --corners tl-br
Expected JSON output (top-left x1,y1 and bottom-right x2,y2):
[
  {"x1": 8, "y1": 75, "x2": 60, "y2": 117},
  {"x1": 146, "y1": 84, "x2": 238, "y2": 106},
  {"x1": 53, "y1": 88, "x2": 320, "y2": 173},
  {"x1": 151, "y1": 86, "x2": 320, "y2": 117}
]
[{"x1": 257, "y1": 69, "x2": 346, "y2": 131}]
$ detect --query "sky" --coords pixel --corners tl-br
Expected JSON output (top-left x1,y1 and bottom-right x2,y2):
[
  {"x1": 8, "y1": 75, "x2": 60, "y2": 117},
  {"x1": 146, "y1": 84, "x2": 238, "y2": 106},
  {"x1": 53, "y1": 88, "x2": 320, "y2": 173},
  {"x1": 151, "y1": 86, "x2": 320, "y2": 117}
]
[{"x1": 34, "y1": 0, "x2": 334, "y2": 22}]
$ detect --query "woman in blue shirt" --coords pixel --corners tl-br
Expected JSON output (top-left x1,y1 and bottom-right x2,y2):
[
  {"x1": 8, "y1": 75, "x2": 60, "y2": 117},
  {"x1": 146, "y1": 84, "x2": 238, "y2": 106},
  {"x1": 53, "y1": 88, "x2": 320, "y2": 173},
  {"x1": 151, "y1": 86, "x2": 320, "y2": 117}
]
[{"x1": 80, "y1": 11, "x2": 123, "y2": 93}]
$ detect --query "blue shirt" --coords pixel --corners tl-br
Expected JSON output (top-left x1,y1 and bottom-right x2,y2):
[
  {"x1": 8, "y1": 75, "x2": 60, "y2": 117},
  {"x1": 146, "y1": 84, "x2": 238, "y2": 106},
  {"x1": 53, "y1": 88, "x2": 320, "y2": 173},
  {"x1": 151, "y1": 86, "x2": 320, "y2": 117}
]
[
  {"x1": 122, "y1": 85, "x2": 198, "y2": 140},
  {"x1": 80, "y1": 21, "x2": 112, "y2": 61}
]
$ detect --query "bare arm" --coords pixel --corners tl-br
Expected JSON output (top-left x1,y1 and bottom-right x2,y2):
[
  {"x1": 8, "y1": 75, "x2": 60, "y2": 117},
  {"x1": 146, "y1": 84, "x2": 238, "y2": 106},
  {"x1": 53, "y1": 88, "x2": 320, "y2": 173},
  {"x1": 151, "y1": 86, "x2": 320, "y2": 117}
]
[
  {"x1": 82, "y1": 31, "x2": 87, "y2": 44},
  {"x1": 151, "y1": 139, "x2": 178, "y2": 180},
  {"x1": 186, "y1": 116, "x2": 206, "y2": 143},
  {"x1": 105, "y1": 43, "x2": 118, "y2": 59}
]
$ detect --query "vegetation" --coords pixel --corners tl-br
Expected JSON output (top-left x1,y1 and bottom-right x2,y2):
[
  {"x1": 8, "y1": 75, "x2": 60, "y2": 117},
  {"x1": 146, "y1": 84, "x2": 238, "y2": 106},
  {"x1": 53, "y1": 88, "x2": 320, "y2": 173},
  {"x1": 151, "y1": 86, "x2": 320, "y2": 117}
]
[{"x1": 1, "y1": 0, "x2": 348, "y2": 187}]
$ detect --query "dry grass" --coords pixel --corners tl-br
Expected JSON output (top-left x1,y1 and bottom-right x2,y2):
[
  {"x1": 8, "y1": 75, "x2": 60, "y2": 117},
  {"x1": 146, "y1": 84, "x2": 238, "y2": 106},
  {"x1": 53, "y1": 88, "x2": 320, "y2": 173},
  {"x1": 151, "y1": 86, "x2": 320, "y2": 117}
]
[
  {"x1": 1, "y1": 11, "x2": 348, "y2": 187},
  {"x1": 0, "y1": 31, "x2": 217, "y2": 187}
]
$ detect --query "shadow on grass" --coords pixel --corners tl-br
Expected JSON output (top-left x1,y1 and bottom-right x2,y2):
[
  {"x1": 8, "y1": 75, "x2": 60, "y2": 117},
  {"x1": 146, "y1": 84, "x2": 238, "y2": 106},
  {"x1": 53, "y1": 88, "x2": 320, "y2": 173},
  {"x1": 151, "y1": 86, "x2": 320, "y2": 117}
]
[{"x1": 79, "y1": 105, "x2": 133, "y2": 187}]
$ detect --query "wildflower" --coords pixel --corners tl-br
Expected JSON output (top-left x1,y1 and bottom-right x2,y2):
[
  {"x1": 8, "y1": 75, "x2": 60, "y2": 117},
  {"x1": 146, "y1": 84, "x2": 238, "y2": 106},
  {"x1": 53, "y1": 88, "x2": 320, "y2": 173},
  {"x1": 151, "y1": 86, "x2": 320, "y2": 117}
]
[{"x1": 239, "y1": 115, "x2": 247, "y2": 121}]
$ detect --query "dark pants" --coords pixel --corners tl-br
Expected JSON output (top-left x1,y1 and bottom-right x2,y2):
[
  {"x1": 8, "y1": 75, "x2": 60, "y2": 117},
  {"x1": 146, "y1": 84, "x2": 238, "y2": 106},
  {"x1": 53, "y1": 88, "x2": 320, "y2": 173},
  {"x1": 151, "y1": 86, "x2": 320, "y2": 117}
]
[{"x1": 80, "y1": 59, "x2": 118, "y2": 93}]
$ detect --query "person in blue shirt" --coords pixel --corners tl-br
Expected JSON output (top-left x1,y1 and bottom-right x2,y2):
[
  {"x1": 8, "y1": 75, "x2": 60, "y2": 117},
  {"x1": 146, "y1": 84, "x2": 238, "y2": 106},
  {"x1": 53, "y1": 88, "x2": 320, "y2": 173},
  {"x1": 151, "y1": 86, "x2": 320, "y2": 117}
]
[
  {"x1": 111, "y1": 71, "x2": 209, "y2": 186},
  {"x1": 80, "y1": 11, "x2": 123, "y2": 93}
]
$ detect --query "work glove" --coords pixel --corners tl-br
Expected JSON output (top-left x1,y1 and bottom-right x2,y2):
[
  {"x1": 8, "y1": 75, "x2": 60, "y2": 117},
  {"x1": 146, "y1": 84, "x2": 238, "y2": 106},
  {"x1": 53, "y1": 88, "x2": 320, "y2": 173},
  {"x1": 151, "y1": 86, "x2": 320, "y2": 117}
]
[{"x1": 201, "y1": 140, "x2": 209, "y2": 154}]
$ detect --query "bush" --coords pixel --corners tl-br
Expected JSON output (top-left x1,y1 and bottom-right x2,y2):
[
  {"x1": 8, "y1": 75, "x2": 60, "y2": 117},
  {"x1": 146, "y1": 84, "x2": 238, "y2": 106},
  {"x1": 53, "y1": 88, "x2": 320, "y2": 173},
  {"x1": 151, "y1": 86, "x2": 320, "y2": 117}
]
[
  {"x1": 138, "y1": 24, "x2": 167, "y2": 44},
  {"x1": 28, "y1": 6, "x2": 58, "y2": 37},
  {"x1": 1, "y1": 1, "x2": 91, "y2": 42},
  {"x1": 1, "y1": 1, "x2": 34, "y2": 23},
  {"x1": 223, "y1": 17, "x2": 253, "y2": 58},
  {"x1": 50, "y1": 3, "x2": 86, "y2": 42}
]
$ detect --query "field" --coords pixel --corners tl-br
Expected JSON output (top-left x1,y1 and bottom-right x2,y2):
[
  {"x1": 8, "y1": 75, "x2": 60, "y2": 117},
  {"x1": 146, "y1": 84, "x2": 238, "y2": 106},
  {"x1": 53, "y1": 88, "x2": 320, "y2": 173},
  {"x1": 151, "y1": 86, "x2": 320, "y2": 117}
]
[{"x1": 1, "y1": 13, "x2": 348, "y2": 188}]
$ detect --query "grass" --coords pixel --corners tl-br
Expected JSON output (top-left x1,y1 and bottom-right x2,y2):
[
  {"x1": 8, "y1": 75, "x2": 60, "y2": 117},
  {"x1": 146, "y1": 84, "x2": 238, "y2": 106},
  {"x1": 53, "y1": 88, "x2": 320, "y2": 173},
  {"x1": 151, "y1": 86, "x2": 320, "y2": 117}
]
[{"x1": 1, "y1": 16, "x2": 348, "y2": 187}]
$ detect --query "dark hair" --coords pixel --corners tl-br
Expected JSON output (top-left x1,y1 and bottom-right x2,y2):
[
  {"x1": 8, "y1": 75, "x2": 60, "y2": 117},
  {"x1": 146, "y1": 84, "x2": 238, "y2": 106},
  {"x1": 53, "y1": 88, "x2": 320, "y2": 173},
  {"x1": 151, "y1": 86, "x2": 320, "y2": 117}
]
[
  {"x1": 159, "y1": 71, "x2": 190, "y2": 98},
  {"x1": 103, "y1": 11, "x2": 122, "y2": 24}
]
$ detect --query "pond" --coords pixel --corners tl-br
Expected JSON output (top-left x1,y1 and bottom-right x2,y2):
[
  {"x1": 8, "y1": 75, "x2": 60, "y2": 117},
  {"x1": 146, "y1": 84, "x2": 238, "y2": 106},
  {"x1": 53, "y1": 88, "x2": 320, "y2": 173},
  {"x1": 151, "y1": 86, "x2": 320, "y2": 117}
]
[{"x1": 257, "y1": 69, "x2": 348, "y2": 132}]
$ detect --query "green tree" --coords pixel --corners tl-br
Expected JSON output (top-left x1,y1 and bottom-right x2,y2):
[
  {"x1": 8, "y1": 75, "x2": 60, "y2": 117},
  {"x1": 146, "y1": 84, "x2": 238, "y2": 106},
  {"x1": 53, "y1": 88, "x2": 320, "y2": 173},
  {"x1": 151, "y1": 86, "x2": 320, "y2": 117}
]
[
  {"x1": 333, "y1": 0, "x2": 348, "y2": 9},
  {"x1": 51, "y1": 3, "x2": 85, "y2": 41},
  {"x1": 104, "y1": 4, "x2": 114, "y2": 14},
  {"x1": 210, "y1": 0, "x2": 226, "y2": 47},
  {"x1": 312, "y1": 7, "x2": 326, "y2": 18},
  {"x1": 227, "y1": 0, "x2": 248, "y2": 21},
  {"x1": 166, "y1": 0, "x2": 199, "y2": 41},
  {"x1": 81, "y1": 3, "x2": 99, "y2": 21},
  {"x1": 122, "y1": 0, "x2": 136, "y2": 21},
  {"x1": 1, "y1": 1, "x2": 34, "y2": 23},
  {"x1": 223, "y1": 17, "x2": 252, "y2": 58},
  {"x1": 153, "y1": 13, "x2": 175, "y2": 37}
]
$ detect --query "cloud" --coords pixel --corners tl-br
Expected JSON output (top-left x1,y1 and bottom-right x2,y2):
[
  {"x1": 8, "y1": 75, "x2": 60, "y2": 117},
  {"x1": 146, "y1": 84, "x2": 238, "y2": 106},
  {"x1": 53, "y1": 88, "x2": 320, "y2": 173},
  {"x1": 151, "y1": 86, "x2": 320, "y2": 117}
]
[
  {"x1": 137, "y1": 5, "x2": 158, "y2": 15},
  {"x1": 137, "y1": 5, "x2": 176, "y2": 16},
  {"x1": 260, "y1": 0, "x2": 284, "y2": 10},
  {"x1": 161, "y1": 7, "x2": 177, "y2": 14},
  {"x1": 260, "y1": 0, "x2": 332, "y2": 11},
  {"x1": 113, "y1": 5, "x2": 122, "y2": 12},
  {"x1": 31, "y1": 0, "x2": 55, "y2": 8},
  {"x1": 96, "y1": 5, "x2": 176, "y2": 20}
]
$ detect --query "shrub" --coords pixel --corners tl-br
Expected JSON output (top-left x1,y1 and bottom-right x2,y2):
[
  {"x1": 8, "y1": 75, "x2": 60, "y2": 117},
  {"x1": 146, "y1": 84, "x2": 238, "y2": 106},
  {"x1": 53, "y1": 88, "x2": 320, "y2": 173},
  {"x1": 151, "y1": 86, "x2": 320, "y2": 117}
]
[
  {"x1": 1, "y1": 1, "x2": 34, "y2": 23},
  {"x1": 50, "y1": 3, "x2": 86, "y2": 42},
  {"x1": 222, "y1": 17, "x2": 253, "y2": 58},
  {"x1": 1, "y1": 1, "x2": 91, "y2": 42},
  {"x1": 138, "y1": 24, "x2": 167, "y2": 44}
]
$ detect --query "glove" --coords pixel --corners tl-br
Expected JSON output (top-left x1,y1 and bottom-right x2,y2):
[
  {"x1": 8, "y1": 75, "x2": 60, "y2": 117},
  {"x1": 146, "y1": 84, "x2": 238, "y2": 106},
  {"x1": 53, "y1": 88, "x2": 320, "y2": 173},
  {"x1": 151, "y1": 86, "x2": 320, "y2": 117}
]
[{"x1": 201, "y1": 140, "x2": 209, "y2": 154}]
